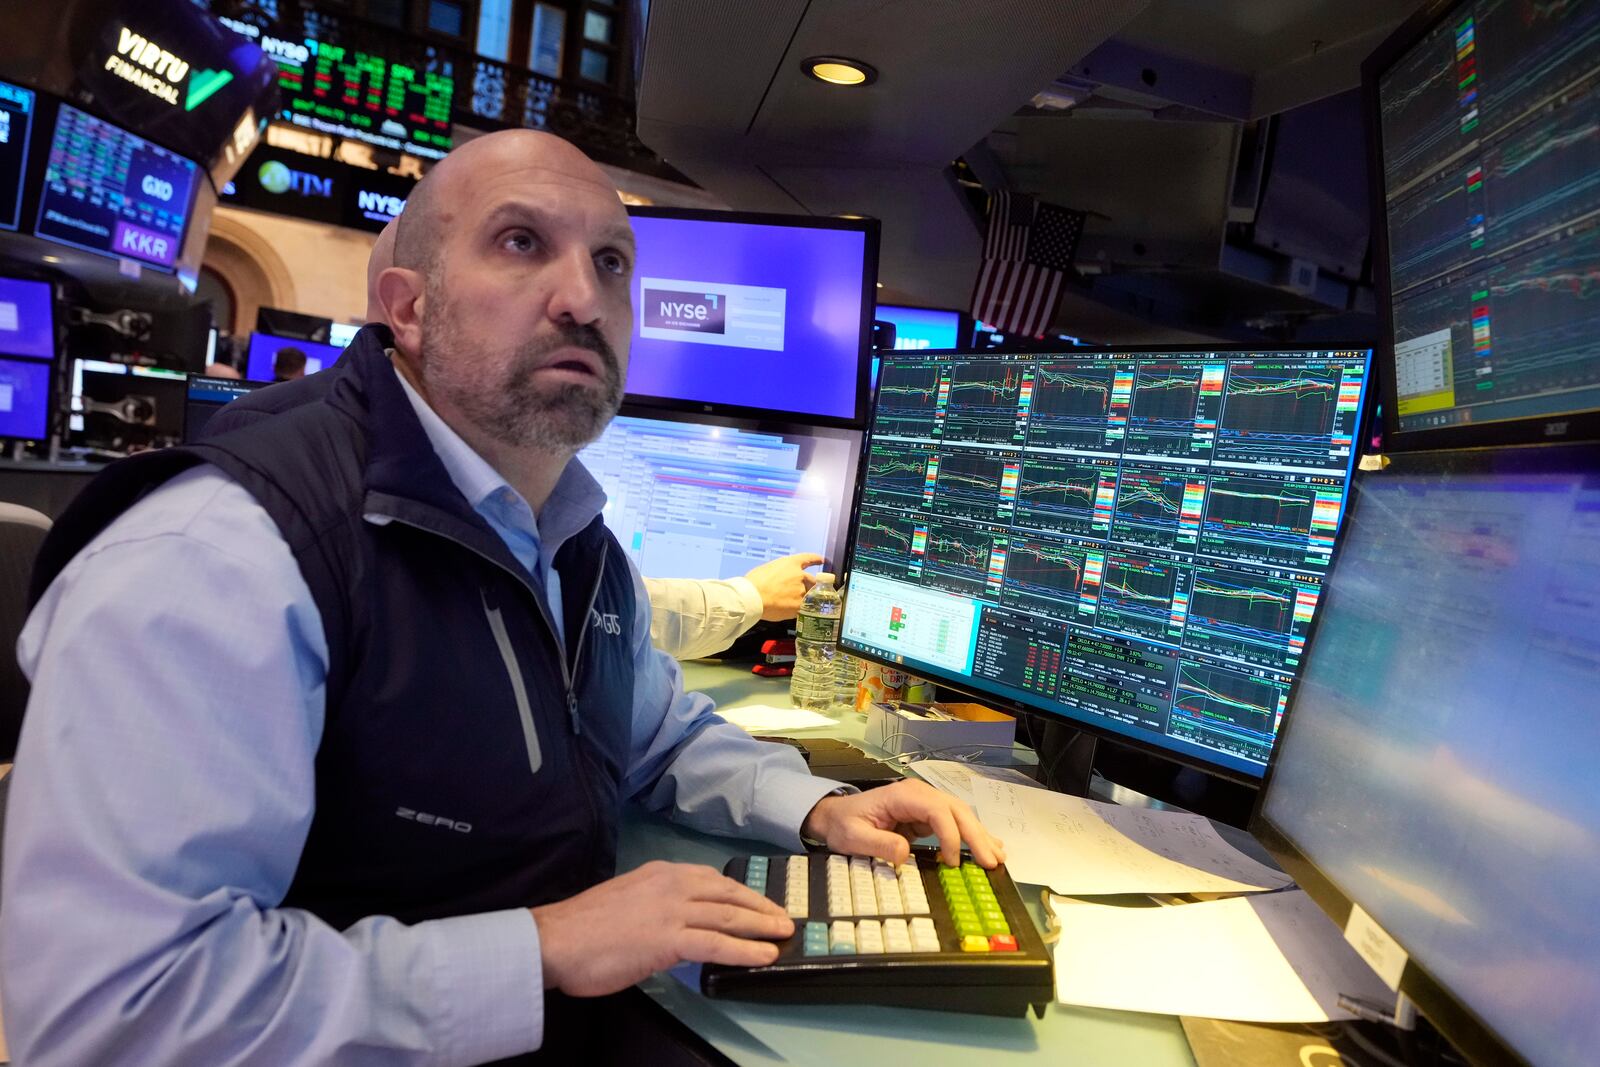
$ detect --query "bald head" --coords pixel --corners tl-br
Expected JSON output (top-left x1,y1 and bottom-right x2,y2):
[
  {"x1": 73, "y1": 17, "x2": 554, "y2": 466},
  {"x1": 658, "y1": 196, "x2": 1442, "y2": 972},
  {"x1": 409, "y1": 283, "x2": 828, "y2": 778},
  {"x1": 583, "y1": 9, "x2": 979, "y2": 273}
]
[
  {"x1": 392, "y1": 129, "x2": 622, "y2": 278},
  {"x1": 365, "y1": 218, "x2": 397, "y2": 323}
]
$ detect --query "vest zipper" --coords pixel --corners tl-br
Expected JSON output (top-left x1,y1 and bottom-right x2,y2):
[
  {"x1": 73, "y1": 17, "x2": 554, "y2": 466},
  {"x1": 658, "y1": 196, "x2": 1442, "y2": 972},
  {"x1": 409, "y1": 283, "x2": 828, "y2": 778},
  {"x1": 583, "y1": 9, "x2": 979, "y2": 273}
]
[{"x1": 565, "y1": 552, "x2": 607, "y2": 737}]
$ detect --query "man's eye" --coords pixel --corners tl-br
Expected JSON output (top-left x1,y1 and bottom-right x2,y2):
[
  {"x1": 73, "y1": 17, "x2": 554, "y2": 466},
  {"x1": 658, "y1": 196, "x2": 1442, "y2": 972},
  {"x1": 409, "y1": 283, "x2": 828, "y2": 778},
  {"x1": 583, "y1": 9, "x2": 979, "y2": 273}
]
[
  {"x1": 597, "y1": 251, "x2": 629, "y2": 276},
  {"x1": 503, "y1": 231, "x2": 536, "y2": 253}
]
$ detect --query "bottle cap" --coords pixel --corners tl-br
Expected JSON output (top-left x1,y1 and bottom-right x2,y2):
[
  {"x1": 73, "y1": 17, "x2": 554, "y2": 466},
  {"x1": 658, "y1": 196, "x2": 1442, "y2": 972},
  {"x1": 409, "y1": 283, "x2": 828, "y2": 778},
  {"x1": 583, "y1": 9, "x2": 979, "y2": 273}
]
[{"x1": 816, "y1": 572, "x2": 835, "y2": 584}]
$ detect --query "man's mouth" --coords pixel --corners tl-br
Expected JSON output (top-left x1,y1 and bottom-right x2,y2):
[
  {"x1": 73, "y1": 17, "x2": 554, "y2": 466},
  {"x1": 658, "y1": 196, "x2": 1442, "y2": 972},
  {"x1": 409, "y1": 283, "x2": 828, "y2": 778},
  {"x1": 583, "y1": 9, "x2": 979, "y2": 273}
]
[{"x1": 538, "y1": 349, "x2": 604, "y2": 380}]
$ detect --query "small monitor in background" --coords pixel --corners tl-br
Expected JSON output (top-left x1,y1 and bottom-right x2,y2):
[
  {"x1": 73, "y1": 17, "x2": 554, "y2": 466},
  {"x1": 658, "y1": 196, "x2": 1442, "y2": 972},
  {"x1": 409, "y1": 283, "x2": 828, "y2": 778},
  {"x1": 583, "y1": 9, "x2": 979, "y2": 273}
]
[
  {"x1": 578, "y1": 408, "x2": 862, "y2": 582},
  {"x1": 78, "y1": 367, "x2": 186, "y2": 451},
  {"x1": 245, "y1": 333, "x2": 344, "y2": 382},
  {"x1": 624, "y1": 208, "x2": 878, "y2": 425},
  {"x1": 0, "y1": 277, "x2": 55, "y2": 361},
  {"x1": 328, "y1": 322, "x2": 361, "y2": 348},
  {"x1": 183, "y1": 376, "x2": 268, "y2": 442},
  {"x1": 0, "y1": 80, "x2": 37, "y2": 232},
  {"x1": 0, "y1": 355, "x2": 51, "y2": 442},
  {"x1": 875, "y1": 305, "x2": 963, "y2": 351}
]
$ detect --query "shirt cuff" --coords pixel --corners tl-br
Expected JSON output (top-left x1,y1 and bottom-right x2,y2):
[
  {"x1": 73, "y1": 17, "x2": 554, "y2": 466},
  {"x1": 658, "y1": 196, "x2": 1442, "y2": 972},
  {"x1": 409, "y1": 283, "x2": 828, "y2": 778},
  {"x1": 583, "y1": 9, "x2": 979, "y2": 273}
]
[
  {"x1": 725, "y1": 576, "x2": 764, "y2": 624},
  {"x1": 749, "y1": 769, "x2": 860, "y2": 852},
  {"x1": 422, "y1": 907, "x2": 544, "y2": 1065}
]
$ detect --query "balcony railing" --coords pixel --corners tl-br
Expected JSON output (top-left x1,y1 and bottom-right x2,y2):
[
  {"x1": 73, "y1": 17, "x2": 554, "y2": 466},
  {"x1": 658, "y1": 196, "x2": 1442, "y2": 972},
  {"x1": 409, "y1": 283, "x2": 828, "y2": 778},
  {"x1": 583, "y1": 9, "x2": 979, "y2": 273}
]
[{"x1": 207, "y1": 0, "x2": 678, "y2": 179}]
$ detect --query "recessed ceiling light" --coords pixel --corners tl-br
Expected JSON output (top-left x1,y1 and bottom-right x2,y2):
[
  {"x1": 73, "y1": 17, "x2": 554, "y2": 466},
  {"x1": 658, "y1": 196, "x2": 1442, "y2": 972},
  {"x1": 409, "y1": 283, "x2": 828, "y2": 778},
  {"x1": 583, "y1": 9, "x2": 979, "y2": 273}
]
[
  {"x1": 42, "y1": 255, "x2": 61, "y2": 263},
  {"x1": 802, "y1": 57, "x2": 877, "y2": 86},
  {"x1": 876, "y1": 282, "x2": 884, "y2": 288}
]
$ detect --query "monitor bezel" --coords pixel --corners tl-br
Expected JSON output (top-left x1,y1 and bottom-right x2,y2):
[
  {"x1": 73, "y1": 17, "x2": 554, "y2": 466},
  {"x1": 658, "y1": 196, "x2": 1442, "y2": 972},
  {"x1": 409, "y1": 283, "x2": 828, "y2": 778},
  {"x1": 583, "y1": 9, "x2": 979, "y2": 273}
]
[
  {"x1": 838, "y1": 343, "x2": 1377, "y2": 785},
  {"x1": 30, "y1": 101, "x2": 202, "y2": 276},
  {"x1": 1247, "y1": 440, "x2": 1600, "y2": 1067},
  {"x1": 1365, "y1": 0, "x2": 1600, "y2": 452},
  {"x1": 0, "y1": 78, "x2": 38, "y2": 234},
  {"x1": 0, "y1": 352, "x2": 55, "y2": 444},
  {"x1": 622, "y1": 206, "x2": 880, "y2": 430}
]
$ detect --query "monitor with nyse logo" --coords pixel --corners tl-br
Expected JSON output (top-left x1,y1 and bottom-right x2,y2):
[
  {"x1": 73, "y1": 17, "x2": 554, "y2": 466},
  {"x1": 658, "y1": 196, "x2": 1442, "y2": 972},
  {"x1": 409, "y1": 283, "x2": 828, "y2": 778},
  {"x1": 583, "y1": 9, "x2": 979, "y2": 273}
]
[
  {"x1": 840, "y1": 346, "x2": 1372, "y2": 781},
  {"x1": 33, "y1": 104, "x2": 199, "y2": 272},
  {"x1": 623, "y1": 208, "x2": 878, "y2": 427}
]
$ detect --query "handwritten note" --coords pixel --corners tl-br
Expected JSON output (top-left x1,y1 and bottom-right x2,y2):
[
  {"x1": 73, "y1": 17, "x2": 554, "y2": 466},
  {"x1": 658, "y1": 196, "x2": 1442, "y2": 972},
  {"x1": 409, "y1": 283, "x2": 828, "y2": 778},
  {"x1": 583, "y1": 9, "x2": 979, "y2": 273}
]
[
  {"x1": 910, "y1": 759, "x2": 1044, "y2": 807},
  {"x1": 971, "y1": 777, "x2": 1292, "y2": 895}
]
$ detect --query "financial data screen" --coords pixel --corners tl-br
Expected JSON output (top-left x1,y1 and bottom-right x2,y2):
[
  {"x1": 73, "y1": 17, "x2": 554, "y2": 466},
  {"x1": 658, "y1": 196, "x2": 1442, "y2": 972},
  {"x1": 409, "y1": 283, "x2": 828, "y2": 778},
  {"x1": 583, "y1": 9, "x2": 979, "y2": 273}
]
[
  {"x1": 0, "y1": 80, "x2": 35, "y2": 232},
  {"x1": 579, "y1": 413, "x2": 861, "y2": 581},
  {"x1": 624, "y1": 213, "x2": 871, "y2": 422},
  {"x1": 34, "y1": 105, "x2": 199, "y2": 272},
  {"x1": 841, "y1": 349, "x2": 1371, "y2": 778},
  {"x1": 1262, "y1": 451, "x2": 1600, "y2": 1067},
  {"x1": 1379, "y1": 0, "x2": 1600, "y2": 432}
]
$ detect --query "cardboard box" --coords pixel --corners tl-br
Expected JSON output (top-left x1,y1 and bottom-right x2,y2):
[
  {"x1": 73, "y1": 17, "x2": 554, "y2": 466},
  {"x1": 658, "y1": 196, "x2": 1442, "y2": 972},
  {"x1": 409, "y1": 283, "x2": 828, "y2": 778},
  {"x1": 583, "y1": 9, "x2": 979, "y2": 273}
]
[{"x1": 865, "y1": 701, "x2": 1016, "y2": 760}]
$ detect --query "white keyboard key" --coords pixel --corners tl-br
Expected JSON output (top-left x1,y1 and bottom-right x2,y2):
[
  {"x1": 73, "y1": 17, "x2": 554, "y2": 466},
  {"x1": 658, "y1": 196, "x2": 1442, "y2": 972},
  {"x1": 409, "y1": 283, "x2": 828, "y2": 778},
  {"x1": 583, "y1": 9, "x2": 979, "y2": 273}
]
[
  {"x1": 910, "y1": 916, "x2": 940, "y2": 953},
  {"x1": 856, "y1": 919, "x2": 884, "y2": 954},
  {"x1": 873, "y1": 866, "x2": 903, "y2": 914},
  {"x1": 829, "y1": 920, "x2": 856, "y2": 953},
  {"x1": 882, "y1": 918, "x2": 911, "y2": 952}
]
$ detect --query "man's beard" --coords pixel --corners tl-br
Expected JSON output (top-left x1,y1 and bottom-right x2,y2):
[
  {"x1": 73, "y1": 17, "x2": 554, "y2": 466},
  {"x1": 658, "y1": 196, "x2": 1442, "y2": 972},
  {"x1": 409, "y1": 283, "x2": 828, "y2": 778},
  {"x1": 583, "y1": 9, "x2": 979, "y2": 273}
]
[{"x1": 420, "y1": 288, "x2": 623, "y2": 454}]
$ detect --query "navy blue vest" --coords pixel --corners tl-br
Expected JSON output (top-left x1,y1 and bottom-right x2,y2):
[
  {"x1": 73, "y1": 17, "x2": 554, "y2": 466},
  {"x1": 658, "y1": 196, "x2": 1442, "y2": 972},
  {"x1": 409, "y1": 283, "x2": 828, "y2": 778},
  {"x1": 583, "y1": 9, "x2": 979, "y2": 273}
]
[{"x1": 32, "y1": 329, "x2": 639, "y2": 935}]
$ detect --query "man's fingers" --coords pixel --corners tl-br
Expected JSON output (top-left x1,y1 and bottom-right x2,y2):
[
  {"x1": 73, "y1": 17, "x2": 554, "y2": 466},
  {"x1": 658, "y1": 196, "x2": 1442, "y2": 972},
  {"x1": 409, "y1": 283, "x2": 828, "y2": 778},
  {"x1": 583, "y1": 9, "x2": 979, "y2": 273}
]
[
  {"x1": 948, "y1": 801, "x2": 1001, "y2": 868},
  {"x1": 836, "y1": 823, "x2": 913, "y2": 865},
  {"x1": 683, "y1": 901, "x2": 795, "y2": 941},
  {"x1": 917, "y1": 805, "x2": 964, "y2": 867},
  {"x1": 788, "y1": 553, "x2": 826, "y2": 569},
  {"x1": 682, "y1": 870, "x2": 791, "y2": 920},
  {"x1": 675, "y1": 928, "x2": 784, "y2": 969}
]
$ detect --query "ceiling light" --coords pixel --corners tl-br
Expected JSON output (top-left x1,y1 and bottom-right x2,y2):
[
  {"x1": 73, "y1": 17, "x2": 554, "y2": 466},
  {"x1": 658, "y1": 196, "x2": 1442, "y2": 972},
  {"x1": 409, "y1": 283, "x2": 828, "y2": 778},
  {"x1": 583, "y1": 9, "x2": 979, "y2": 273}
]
[
  {"x1": 802, "y1": 57, "x2": 877, "y2": 87},
  {"x1": 42, "y1": 255, "x2": 61, "y2": 264},
  {"x1": 876, "y1": 282, "x2": 884, "y2": 288}
]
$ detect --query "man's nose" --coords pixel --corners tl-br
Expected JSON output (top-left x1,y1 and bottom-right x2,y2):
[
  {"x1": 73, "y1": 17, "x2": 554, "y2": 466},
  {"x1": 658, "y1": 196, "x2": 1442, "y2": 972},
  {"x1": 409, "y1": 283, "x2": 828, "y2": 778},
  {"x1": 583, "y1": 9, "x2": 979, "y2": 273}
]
[{"x1": 546, "y1": 247, "x2": 605, "y2": 326}]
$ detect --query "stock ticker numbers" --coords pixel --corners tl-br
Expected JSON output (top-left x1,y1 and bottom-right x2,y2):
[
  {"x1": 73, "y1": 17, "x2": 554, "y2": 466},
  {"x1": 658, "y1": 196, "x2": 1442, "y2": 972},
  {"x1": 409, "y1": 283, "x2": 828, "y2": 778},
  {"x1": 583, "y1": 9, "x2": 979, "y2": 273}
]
[{"x1": 853, "y1": 350, "x2": 1369, "y2": 774}]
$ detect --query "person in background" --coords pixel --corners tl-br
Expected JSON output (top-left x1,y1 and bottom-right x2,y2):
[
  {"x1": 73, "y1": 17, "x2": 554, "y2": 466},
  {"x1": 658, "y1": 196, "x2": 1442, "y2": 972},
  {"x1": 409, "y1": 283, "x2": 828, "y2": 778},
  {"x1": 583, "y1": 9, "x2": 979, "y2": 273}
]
[
  {"x1": 368, "y1": 219, "x2": 824, "y2": 661},
  {"x1": 272, "y1": 345, "x2": 308, "y2": 382},
  {"x1": 202, "y1": 362, "x2": 242, "y2": 380}
]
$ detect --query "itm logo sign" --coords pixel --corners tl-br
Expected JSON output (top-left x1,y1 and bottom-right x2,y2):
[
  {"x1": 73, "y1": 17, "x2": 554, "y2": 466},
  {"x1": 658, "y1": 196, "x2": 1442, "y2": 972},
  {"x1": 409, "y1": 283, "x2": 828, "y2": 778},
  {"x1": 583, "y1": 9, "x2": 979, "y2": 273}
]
[
  {"x1": 258, "y1": 160, "x2": 333, "y2": 198},
  {"x1": 642, "y1": 288, "x2": 726, "y2": 334}
]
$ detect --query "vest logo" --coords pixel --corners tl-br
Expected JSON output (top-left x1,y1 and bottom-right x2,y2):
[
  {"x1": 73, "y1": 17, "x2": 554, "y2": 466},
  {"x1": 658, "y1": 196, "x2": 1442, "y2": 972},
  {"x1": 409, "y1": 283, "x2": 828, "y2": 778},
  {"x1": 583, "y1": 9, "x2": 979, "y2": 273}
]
[
  {"x1": 642, "y1": 288, "x2": 726, "y2": 335},
  {"x1": 396, "y1": 806, "x2": 473, "y2": 833},
  {"x1": 259, "y1": 159, "x2": 333, "y2": 198},
  {"x1": 590, "y1": 609, "x2": 622, "y2": 636}
]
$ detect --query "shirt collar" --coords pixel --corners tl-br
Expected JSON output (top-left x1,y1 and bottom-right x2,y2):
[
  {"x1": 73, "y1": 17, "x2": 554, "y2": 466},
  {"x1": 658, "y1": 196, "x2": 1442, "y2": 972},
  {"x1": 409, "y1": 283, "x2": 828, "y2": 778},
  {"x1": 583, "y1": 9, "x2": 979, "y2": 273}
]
[{"x1": 388, "y1": 358, "x2": 609, "y2": 551}]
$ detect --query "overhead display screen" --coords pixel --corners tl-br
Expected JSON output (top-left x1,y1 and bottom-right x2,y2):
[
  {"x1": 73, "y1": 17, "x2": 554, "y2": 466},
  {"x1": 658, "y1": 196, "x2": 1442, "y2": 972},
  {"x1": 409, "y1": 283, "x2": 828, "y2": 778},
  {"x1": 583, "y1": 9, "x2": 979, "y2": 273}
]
[
  {"x1": 624, "y1": 211, "x2": 874, "y2": 424},
  {"x1": 222, "y1": 20, "x2": 453, "y2": 161},
  {"x1": 1377, "y1": 0, "x2": 1600, "y2": 435},
  {"x1": 0, "y1": 80, "x2": 35, "y2": 232},
  {"x1": 34, "y1": 104, "x2": 199, "y2": 272},
  {"x1": 876, "y1": 305, "x2": 964, "y2": 350}
]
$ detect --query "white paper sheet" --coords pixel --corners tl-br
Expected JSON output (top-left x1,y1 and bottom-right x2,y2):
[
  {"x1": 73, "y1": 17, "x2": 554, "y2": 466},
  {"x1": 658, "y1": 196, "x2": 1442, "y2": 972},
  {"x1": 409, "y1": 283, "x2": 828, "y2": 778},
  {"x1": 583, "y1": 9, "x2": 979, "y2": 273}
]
[
  {"x1": 910, "y1": 759, "x2": 1045, "y2": 808},
  {"x1": 1047, "y1": 891, "x2": 1393, "y2": 1022},
  {"x1": 971, "y1": 777, "x2": 1292, "y2": 895},
  {"x1": 716, "y1": 704, "x2": 837, "y2": 733}
]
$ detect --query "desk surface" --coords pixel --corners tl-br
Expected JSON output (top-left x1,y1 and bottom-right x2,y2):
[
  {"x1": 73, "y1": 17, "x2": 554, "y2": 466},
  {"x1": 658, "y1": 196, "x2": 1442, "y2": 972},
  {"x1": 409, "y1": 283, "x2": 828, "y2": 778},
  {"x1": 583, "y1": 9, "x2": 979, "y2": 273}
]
[{"x1": 617, "y1": 662, "x2": 1198, "y2": 1067}]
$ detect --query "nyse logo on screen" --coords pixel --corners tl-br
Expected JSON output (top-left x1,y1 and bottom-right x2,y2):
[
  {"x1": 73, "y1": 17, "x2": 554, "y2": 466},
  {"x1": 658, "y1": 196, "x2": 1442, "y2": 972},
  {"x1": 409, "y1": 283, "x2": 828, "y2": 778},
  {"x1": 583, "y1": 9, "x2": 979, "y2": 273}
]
[
  {"x1": 357, "y1": 188, "x2": 407, "y2": 222},
  {"x1": 642, "y1": 289, "x2": 726, "y2": 334}
]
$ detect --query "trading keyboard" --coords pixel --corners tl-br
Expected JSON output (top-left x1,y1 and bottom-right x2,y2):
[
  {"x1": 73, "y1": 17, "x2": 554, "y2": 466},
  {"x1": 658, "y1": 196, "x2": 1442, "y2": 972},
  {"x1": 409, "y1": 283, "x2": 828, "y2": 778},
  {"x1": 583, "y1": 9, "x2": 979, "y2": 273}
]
[{"x1": 700, "y1": 847, "x2": 1053, "y2": 1017}]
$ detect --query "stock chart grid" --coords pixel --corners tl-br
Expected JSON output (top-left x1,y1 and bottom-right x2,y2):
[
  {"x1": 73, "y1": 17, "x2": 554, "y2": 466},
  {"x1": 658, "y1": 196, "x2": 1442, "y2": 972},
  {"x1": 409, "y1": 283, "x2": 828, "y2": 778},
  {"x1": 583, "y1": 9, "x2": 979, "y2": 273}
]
[
  {"x1": 1380, "y1": 0, "x2": 1600, "y2": 432},
  {"x1": 843, "y1": 350, "x2": 1370, "y2": 778}
]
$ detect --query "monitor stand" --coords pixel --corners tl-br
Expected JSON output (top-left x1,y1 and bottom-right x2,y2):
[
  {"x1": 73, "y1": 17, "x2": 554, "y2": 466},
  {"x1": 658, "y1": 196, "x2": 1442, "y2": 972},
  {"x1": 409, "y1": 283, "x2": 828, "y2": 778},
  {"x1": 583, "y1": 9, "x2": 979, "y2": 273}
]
[{"x1": 1033, "y1": 720, "x2": 1098, "y2": 797}]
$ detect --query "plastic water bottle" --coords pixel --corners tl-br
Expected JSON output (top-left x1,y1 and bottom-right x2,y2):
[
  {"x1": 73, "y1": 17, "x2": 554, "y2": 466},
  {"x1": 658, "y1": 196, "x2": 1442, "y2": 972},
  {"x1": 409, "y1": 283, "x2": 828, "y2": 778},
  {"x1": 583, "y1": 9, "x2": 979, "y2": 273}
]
[
  {"x1": 791, "y1": 572, "x2": 843, "y2": 711},
  {"x1": 831, "y1": 581, "x2": 863, "y2": 710}
]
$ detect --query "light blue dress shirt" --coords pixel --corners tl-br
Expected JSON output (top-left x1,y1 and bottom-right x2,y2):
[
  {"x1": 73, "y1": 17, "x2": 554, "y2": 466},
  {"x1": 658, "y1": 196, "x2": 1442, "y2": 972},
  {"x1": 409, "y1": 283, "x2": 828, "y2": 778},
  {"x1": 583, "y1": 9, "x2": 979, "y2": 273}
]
[{"x1": 1, "y1": 362, "x2": 839, "y2": 1066}]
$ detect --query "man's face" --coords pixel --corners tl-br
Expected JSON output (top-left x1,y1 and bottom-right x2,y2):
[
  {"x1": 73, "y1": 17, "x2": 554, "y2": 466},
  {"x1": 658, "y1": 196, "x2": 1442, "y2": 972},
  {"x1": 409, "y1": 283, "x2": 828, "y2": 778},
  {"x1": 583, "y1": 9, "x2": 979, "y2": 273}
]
[{"x1": 416, "y1": 145, "x2": 634, "y2": 455}]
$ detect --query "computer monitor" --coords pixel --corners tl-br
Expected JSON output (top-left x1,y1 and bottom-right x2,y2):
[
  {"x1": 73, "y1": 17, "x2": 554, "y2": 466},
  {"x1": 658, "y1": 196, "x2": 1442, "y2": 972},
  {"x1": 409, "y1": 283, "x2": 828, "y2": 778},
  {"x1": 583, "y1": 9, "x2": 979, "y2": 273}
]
[
  {"x1": 1253, "y1": 444, "x2": 1600, "y2": 1067},
  {"x1": 578, "y1": 406, "x2": 863, "y2": 582},
  {"x1": 623, "y1": 208, "x2": 878, "y2": 427},
  {"x1": 1368, "y1": 0, "x2": 1600, "y2": 449},
  {"x1": 245, "y1": 332, "x2": 343, "y2": 382},
  {"x1": 328, "y1": 322, "x2": 362, "y2": 349},
  {"x1": 0, "y1": 355, "x2": 51, "y2": 442},
  {"x1": 0, "y1": 79, "x2": 37, "y2": 232},
  {"x1": 875, "y1": 305, "x2": 965, "y2": 351},
  {"x1": 33, "y1": 104, "x2": 200, "y2": 273},
  {"x1": 183, "y1": 375, "x2": 268, "y2": 442},
  {"x1": 840, "y1": 347, "x2": 1373, "y2": 781},
  {"x1": 0, "y1": 277, "x2": 54, "y2": 361},
  {"x1": 78, "y1": 365, "x2": 186, "y2": 450}
]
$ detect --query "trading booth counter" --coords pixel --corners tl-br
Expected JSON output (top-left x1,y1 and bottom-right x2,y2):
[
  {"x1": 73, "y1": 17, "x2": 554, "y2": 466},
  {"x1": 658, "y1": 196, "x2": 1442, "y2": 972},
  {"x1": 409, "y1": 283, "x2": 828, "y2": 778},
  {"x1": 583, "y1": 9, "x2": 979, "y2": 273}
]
[{"x1": 618, "y1": 661, "x2": 1199, "y2": 1067}]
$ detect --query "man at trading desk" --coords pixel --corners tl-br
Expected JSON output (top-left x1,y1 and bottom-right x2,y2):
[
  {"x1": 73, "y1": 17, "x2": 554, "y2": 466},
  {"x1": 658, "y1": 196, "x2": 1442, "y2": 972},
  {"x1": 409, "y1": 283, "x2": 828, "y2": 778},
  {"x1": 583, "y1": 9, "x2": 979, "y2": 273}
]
[{"x1": 1, "y1": 129, "x2": 1002, "y2": 1065}]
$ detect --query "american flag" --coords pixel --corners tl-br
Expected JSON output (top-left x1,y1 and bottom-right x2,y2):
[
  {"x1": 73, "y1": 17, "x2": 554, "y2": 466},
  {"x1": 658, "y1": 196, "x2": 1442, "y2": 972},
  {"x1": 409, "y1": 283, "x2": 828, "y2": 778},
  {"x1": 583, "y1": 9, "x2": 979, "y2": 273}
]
[{"x1": 969, "y1": 191, "x2": 1085, "y2": 338}]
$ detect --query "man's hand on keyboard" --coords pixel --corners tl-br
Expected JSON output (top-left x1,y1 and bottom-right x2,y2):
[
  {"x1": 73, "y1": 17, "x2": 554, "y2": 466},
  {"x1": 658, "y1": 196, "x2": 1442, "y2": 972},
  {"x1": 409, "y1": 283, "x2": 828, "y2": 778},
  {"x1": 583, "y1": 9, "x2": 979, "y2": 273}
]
[
  {"x1": 800, "y1": 779, "x2": 1006, "y2": 869},
  {"x1": 531, "y1": 861, "x2": 795, "y2": 997}
]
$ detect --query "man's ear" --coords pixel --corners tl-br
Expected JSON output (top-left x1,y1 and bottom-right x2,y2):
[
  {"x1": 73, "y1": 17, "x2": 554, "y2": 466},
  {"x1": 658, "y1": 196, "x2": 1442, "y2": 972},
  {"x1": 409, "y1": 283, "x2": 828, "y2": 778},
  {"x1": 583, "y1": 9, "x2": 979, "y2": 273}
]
[{"x1": 378, "y1": 266, "x2": 426, "y2": 355}]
